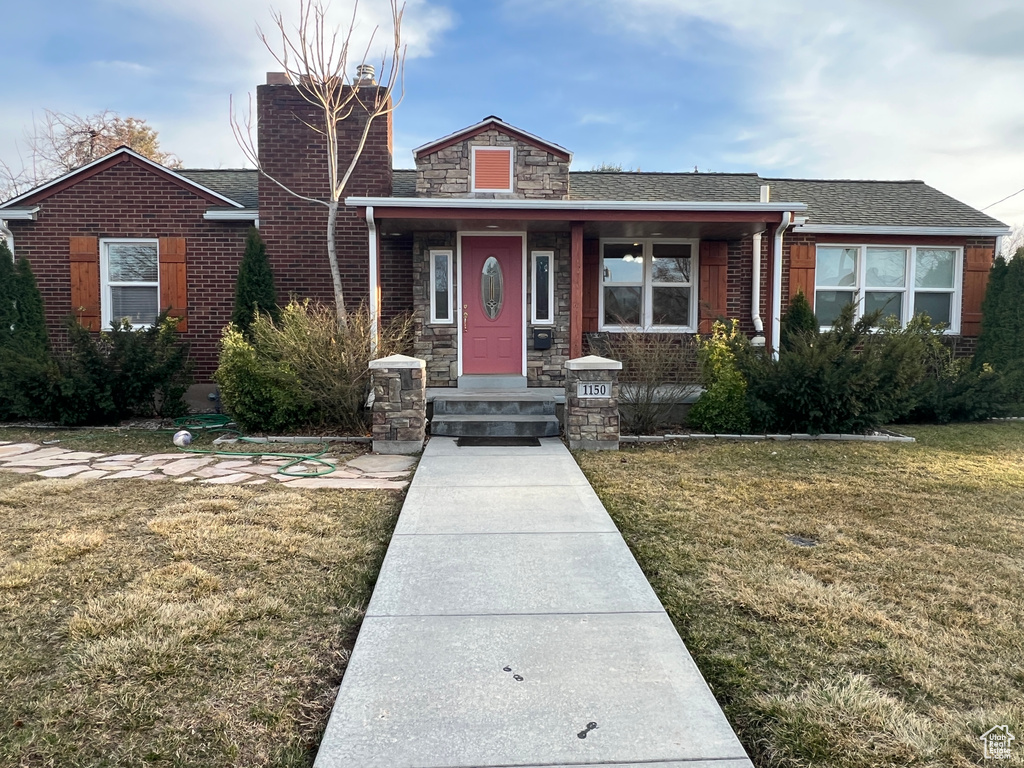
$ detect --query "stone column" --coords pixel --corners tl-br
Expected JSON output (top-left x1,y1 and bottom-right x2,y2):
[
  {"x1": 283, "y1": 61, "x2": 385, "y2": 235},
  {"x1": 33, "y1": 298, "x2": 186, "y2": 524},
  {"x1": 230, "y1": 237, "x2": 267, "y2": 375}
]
[
  {"x1": 369, "y1": 354, "x2": 427, "y2": 455},
  {"x1": 564, "y1": 355, "x2": 622, "y2": 451}
]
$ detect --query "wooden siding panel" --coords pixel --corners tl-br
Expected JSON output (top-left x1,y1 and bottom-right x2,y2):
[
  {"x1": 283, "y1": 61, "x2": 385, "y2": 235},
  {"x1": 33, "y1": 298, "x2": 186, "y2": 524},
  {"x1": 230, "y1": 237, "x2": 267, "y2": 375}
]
[
  {"x1": 582, "y1": 239, "x2": 600, "y2": 334},
  {"x1": 789, "y1": 243, "x2": 816, "y2": 302},
  {"x1": 962, "y1": 246, "x2": 994, "y2": 336},
  {"x1": 69, "y1": 236, "x2": 100, "y2": 331},
  {"x1": 159, "y1": 237, "x2": 188, "y2": 331},
  {"x1": 698, "y1": 241, "x2": 728, "y2": 333}
]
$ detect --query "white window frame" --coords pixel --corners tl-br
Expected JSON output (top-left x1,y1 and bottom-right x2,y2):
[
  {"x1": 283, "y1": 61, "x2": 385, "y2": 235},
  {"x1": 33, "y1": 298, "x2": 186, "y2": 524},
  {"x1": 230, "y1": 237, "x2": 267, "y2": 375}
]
[
  {"x1": 429, "y1": 249, "x2": 454, "y2": 324},
  {"x1": 471, "y1": 145, "x2": 514, "y2": 194},
  {"x1": 599, "y1": 238, "x2": 699, "y2": 333},
  {"x1": 813, "y1": 243, "x2": 963, "y2": 334},
  {"x1": 530, "y1": 250, "x2": 555, "y2": 325},
  {"x1": 100, "y1": 238, "x2": 160, "y2": 330}
]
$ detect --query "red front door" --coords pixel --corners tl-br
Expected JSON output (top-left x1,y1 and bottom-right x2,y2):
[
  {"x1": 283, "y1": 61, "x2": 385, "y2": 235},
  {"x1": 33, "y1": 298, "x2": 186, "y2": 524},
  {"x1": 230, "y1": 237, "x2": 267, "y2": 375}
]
[{"x1": 462, "y1": 236, "x2": 523, "y2": 375}]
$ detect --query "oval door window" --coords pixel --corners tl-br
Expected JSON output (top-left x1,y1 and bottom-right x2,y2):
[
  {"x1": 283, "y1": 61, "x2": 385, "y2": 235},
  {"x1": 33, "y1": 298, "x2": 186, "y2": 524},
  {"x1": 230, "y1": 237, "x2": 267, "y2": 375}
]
[{"x1": 481, "y1": 256, "x2": 504, "y2": 320}]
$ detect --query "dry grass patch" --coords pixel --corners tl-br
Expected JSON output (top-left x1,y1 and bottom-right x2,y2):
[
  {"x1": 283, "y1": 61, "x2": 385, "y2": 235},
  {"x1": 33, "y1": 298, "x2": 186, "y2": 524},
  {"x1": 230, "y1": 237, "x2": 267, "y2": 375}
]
[
  {"x1": 578, "y1": 422, "x2": 1024, "y2": 768},
  {"x1": 0, "y1": 473, "x2": 401, "y2": 767}
]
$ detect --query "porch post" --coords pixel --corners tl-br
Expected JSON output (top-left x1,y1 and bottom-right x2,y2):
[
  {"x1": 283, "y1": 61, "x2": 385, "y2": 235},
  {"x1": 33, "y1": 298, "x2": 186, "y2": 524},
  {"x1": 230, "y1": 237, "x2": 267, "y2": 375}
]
[
  {"x1": 366, "y1": 206, "x2": 380, "y2": 353},
  {"x1": 570, "y1": 221, "x2": 584, "y2": 359}
]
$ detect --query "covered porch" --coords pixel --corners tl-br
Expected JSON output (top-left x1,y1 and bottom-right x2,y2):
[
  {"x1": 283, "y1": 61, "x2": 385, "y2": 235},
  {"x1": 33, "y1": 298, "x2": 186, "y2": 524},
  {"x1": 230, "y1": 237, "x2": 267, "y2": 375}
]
[{"x1": 349, "y1": 196, "x2": 807, "y2": 389}]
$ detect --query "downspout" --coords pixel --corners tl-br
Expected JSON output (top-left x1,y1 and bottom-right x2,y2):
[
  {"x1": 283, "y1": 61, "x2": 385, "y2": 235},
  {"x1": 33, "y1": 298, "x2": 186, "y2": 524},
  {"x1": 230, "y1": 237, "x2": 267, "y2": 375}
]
[
  {"x1": 750, "y1": 231, "x2": 764, "y2": 345},
  {"x1": 365, "y1": 206, "x2": 379, "y2": 354},
  {"x1": 770, "y1": 210, "x2": 794, "y2": 360},
  {"x1": 0, "y1": 220, "x2": 13, "y2": 257}
]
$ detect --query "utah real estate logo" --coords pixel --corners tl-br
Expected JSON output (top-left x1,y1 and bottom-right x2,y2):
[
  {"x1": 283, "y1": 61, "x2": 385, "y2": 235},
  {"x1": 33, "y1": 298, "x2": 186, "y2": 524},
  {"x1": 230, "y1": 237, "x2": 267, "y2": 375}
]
[{"x1": 980, "y1": 725, "x2": 1015, "y2": 760}]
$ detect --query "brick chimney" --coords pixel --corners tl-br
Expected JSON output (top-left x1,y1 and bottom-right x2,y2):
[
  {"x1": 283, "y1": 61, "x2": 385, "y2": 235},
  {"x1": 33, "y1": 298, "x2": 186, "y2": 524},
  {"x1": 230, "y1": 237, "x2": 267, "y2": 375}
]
[{"x1": 256, "y1": 72, "x2": 394, "y2": 308}]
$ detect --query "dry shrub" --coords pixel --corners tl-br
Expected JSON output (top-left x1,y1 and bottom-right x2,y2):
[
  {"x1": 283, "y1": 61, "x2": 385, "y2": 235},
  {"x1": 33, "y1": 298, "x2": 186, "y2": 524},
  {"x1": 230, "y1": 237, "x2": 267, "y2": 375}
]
[
  {"x1": 217, "y1": 300, "x2": 413, "y2": 434},
  {"x1": 598, "y1": 329, "x2": 700, "y2": 434}
]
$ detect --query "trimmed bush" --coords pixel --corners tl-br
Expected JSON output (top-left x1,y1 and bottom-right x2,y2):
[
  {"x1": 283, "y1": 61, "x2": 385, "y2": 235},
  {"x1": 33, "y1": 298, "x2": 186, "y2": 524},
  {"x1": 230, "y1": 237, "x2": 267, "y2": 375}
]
[
  {"x1": 975, "y1": 252, "x2": 1024, "y2": 404},
  {"x1": 47, "y1": 315, "x2": 194, "y2": 426},
  {"x1": 232, "y1": 227, "x2": 280, "y2": 337},
  {"x1": 0, "y1": 253, "x2": 53, "y2": 421},
  {"x1": 215, "y1": 300, "x2": 413, "y2": 434},
  {"x1": 737, "y1": 307, "x2": 930, "y2": 434},
  {"x1": 688, "y1": 320, "x2": 751, "y2": 434},
  {"x1": 780, "y1": 290, "x2": 817, "y2": 353}
]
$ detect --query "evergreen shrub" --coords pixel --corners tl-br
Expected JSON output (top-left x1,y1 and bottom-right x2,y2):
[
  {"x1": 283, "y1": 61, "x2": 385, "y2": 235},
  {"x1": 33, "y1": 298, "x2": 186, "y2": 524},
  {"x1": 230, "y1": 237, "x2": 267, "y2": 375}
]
[{"x1": 687, "y1": 320, "x2": 752, "y2": 434}]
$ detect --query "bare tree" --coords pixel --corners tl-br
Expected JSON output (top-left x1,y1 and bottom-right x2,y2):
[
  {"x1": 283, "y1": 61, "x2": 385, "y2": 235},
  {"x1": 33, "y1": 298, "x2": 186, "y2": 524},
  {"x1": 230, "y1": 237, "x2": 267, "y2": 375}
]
[
  {"x1": 232, "y1": 0, "x2": 406, "y2": 328},
  {"x1": 1001, "y1": 223, "x2": 1024, "y2": 259},
  {"x1": 1, "y1": 110, "x2": 180, "y2": 201}
]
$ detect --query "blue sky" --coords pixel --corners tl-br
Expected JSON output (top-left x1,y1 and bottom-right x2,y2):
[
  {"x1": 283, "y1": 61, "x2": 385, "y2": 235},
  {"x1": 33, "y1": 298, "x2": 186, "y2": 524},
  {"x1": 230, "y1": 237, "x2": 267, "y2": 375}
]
[{"x1": 3, "y1": 0, "x2": 1024, "y2": 230}]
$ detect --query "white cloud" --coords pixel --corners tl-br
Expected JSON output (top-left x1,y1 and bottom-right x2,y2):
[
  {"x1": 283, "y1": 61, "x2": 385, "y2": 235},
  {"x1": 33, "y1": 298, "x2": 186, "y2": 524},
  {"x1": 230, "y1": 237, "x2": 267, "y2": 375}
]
[{"x1": 518, "y1": 0, "x2": 1024, "y2": 226}]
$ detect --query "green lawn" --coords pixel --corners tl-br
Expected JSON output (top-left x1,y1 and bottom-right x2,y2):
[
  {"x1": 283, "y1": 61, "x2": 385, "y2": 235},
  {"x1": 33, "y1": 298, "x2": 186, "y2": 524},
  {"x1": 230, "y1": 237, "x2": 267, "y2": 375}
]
[
  {"x1": 578, "y1": 422, "x2": 1024, "y2": 768},
  {"x1": 0, "y1": 469, "x2": 401, "y2": 767}
]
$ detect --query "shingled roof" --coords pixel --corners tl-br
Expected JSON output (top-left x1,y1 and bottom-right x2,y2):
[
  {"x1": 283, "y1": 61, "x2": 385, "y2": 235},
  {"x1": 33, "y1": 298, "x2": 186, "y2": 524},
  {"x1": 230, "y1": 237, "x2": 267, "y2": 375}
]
[
  {"x1": 178, "y1": 169, "x2": 259, "y2": 209},
  {"x1": 194, "y1": 167, "x2": 1005, "y2": 230}
]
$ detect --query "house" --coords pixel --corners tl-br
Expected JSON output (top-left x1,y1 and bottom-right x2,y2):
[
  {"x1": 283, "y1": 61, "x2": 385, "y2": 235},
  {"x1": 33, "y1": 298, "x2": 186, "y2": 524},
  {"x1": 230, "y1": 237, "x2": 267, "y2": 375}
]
[{"x1": 0, "y1": 73, "x2": 1010, "y2": 415}]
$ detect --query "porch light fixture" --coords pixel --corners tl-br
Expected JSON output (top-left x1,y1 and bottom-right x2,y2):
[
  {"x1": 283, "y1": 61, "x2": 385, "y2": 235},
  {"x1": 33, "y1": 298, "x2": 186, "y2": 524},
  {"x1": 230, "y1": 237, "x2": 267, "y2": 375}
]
[{"x1": 485, "y1": 224, "x2": 500, "y2": 229}]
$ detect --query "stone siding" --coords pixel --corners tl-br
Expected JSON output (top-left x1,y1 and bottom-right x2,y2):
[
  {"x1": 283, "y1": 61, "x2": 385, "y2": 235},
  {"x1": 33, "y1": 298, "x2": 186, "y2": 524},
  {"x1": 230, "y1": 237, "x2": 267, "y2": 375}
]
[
  {"x1": 370, "y1": 356, "x2": 426, "y2": 454},
  {"x1": 411, "y1": 232, "x2": 459, "y2": 387},
  {"x1": 527, "y1": 233, "x2": 571, "y2": 386},
  {"x1": 415, "y1": 129, "x2": 569, "y2": 200},
  {"x1": 564, "y1": 362, "x2": 621, "y2": 451}
]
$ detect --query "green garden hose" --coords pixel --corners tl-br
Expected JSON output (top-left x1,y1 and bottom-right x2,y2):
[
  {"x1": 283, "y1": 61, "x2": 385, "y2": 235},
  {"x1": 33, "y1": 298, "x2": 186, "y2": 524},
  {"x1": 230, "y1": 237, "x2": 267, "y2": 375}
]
[{"x1": 169, "y1": 414, "x2": 338, "y2": 478}]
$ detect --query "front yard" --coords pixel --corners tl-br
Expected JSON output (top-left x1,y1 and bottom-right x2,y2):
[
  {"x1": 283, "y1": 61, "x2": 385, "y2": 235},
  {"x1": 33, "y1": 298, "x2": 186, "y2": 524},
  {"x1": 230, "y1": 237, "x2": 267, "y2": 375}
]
[
  {"x1": 0, "y1": 444, "x2": 401, "y2": 767},
  {"x1": 579, "y1": 423, "x2": 1024, "y2": 768}
]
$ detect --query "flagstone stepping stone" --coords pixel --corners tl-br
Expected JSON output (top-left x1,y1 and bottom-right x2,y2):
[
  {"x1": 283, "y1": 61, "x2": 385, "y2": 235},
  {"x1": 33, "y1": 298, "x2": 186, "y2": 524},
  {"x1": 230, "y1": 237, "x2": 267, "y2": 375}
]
[
  {"x1": 346, "y1": 454, "x2": 416, "y2": 474},
  {"x1": 173, "y1": 476, "x2": 197, "y2": 483},
  {"x1": 244, "y1": 479, "x2": 269, "y2": 485},
  {"x1": 213, "y1": 459, "x2": 256, "y2": 469},
  {"x1": 0, "y1": 443, "x2": 41, "y2": 458},
  {"x1": 2, "y1": 447, "x2": 71, "y2": 464},
  {"x1": 141, "y1": 473, "x2": 169, "y2": 481},
  {"x1": 36, "y1": 465, "x2": 92, "y2": 478},
  {"x1": 159, "y1": 457, "x2": 215, "y2": 476},
  {"x1": 286, "y1": 477, "x2": 408, "y2": 491},
  {"x1": 0, "y1": 440, "x2": 10, "y2": 445},
  {"x1": 4, "y1": 457, "x2": 82, "y2": 468},
  {"x1": 91, "y1": 463, "x2": 139, "y2": 471},
  {"x1": 105, "y1": 454, "x2": 143, "y2": 462},
  {"x1": 144, "y1": 453, "x2": 191, "y2": 461},
  {"x1": 101, "y1": 470, "x2": 156, "y2": 480},
  {"x1": 245, "y1": 464, "x2": 283, "y2": 476},
  {"x1": 200, "y1": 472, "x2": 253, "y2": 484},
  {"x1": 75, "y1": 470, "x2": 110, "y2": 480},
  {"x1": 58, "y1": 451, "x2": 107, "y2": 461},
  {"x1": 361, "y1": 471, "x2": 412, "y2": 480},
  {"x1": 193, "y1": 466, "x2": 243, "y2": 478},
  {"x1": 5, "y1": 467, "x2": 38, "y2": 474}
]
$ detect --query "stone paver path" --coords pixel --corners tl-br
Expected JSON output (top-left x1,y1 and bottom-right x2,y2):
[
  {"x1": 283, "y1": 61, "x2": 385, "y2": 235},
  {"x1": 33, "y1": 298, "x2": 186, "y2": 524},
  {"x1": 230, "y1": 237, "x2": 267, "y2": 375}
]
[{"x1": 0, "y1": 440, "x2": 413, "y2": 490}]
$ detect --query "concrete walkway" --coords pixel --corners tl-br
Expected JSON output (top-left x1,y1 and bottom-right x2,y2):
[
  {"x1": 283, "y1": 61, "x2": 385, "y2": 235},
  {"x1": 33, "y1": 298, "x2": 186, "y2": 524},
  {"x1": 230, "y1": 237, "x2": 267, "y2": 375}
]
[{"x1": 314, "y1": 437, "x2": 753, "y2": 768}]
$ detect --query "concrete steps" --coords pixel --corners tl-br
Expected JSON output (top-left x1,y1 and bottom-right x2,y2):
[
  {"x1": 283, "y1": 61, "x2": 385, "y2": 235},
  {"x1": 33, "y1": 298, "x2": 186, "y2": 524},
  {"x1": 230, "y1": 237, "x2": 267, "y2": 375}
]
[{"x1": 431, "y1": 393, "x2": 561, "y2": 438}]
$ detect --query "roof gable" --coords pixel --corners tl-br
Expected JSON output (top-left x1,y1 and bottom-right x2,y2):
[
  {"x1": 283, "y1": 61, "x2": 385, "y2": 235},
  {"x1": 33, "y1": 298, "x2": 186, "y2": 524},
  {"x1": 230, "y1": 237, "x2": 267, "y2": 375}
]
[
  {"x1": 0, "y1": 148, "x2": 246, "y2": 209},
  {"x1": 412, "y1": 117, "x2": 572, "y2": 162}
]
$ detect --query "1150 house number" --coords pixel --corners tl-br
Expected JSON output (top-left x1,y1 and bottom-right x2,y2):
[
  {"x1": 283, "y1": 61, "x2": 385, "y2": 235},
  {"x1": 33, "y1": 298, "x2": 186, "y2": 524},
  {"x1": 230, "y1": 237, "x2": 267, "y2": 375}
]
[{"x1": 577, "y1": 381, "x2": 610, "y2": 398}]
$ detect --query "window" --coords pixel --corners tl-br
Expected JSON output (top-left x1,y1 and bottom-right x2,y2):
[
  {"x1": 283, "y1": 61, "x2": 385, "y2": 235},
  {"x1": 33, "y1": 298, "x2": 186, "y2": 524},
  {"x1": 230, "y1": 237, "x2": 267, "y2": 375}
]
[
  {"x1": 101, "y1": 239, "x2": 159, "y2": 328},
  {"x1": 600, "y1": 239, "x2": 697, "y2": 331},
  {"x1": 531, "y1": 250, "x2": 554, "y2": 324},
  {"x1": 429, "y1": 249, "x2": 453, "y2": 324},
  {"x1": 814, "y1": 245, "x2": 961, "y2": 331},
  {"x1": 472, "y1": 146, "x2": 513, "y2": 193}
]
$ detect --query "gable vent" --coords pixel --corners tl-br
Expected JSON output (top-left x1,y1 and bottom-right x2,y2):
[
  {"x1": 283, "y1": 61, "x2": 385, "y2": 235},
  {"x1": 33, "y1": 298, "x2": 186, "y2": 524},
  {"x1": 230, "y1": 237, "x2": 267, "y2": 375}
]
[{"x1": 473, "y1": 148, "x2": 513, "y2": 192}]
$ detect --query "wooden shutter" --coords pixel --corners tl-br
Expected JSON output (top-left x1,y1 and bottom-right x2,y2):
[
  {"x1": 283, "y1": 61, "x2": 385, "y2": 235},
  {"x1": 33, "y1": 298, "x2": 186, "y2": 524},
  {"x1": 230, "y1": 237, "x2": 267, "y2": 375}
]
[
  {"x1": 961, "y1": 247, "x2": 994, "y2": 336},
  {"x1": 474, "y1": 149, "x2": 512, "y2": 190},
  {"x1": 698, "y1": 241, "x2": 729, "y2": 333},
  {"x1": 582, "y1": 239, "x2": 600, "y2": 333},
  {"x1": 789, "y1": 244, "x2": 816, "y2": 302},
  {"x1": 158, "y1": 237, "x2": 188, "y2": 332},
  {"x1": 69, "y1": 237, "x2": 100, "y2": 331}
]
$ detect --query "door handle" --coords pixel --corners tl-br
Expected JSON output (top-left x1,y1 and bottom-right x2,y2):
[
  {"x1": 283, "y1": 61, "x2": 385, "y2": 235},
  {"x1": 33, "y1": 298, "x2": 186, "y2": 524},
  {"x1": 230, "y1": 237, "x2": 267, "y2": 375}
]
[{"x1": 463, "y1": 310, "x2": 469, "y2": 332}]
